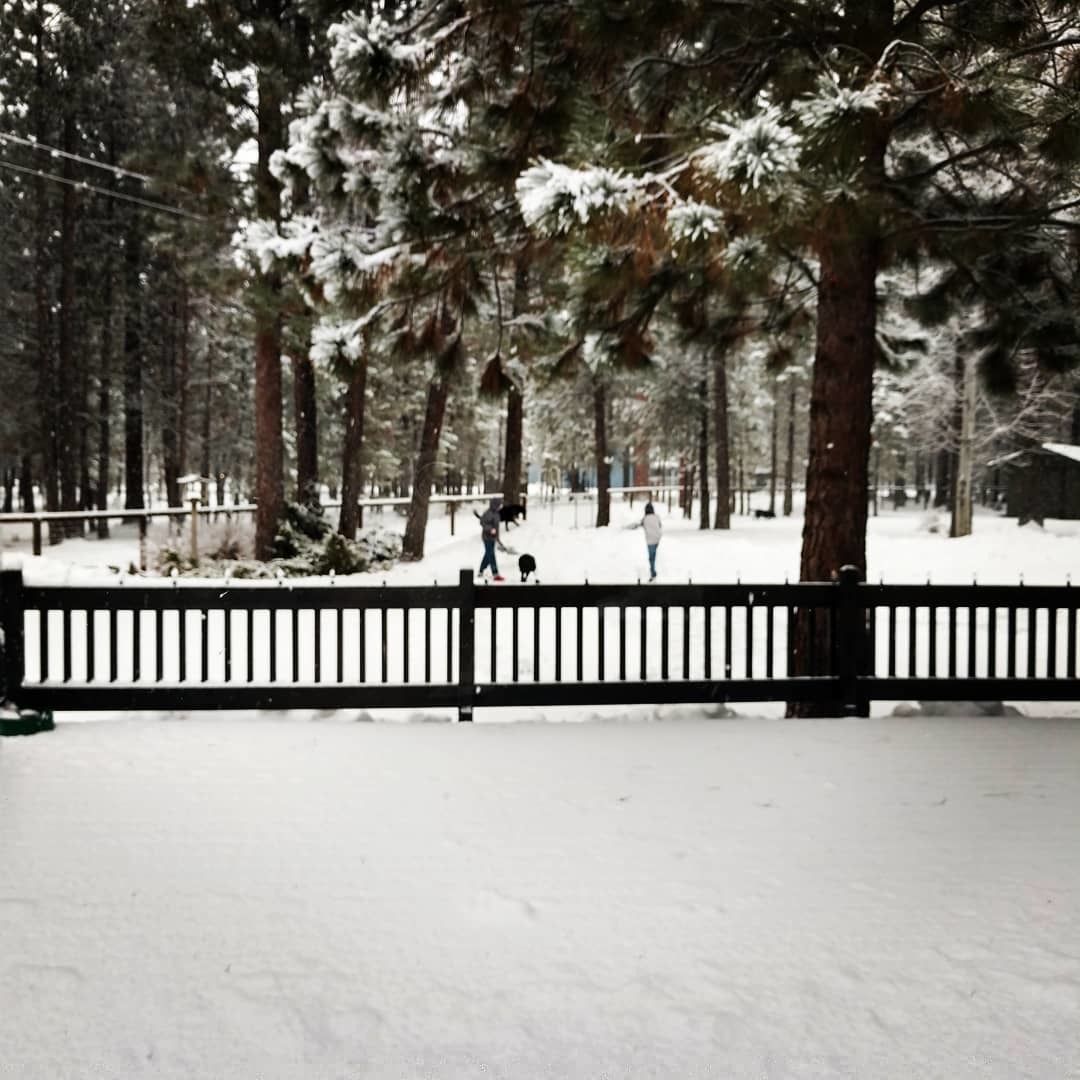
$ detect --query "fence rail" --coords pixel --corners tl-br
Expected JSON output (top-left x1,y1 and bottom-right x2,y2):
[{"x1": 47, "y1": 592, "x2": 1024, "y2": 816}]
[{"x1": 3, "y1": 567, "x2": 1079, "y2": 731}]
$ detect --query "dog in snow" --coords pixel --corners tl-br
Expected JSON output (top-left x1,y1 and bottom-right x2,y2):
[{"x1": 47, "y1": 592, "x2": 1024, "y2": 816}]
[{"x1": 499, "y1": 503, "x2": 527, "y2": 528}]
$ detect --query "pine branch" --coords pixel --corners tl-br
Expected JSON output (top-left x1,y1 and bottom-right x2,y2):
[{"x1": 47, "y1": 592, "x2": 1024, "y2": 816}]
[{"x1": 893, "y1": 0, "x2": 967, "y2": 39}]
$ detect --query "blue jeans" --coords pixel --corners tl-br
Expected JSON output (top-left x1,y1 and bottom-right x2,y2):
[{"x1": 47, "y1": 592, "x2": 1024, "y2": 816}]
[
  {"x1": 647, "y1": 543, "x2": 658, "y2": 578},
  {"x1": 479, "y1": 537, "x2": 498, "y2": 576}
]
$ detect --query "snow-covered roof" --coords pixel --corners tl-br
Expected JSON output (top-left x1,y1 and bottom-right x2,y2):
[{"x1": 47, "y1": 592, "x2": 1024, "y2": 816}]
[
  {"x1": 988, "y1": 443, "x2": 1080, "y2": 468},
  {"x1": 1042, "y1": 442, "x2": 1080, "y2": 465}
]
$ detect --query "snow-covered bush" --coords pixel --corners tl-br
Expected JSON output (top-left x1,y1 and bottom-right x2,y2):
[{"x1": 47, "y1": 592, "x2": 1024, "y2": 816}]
[{"x1": 152, "y1": 502, "x2": 401, "y2": 578}]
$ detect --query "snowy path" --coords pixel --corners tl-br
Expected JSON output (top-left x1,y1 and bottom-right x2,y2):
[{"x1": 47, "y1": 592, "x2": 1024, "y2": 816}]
[{"x1": 3, "y1": 716, "x2": 1079, "y2": 1077}]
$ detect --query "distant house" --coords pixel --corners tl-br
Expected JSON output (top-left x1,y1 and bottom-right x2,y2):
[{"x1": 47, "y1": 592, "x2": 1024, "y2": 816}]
[{"x1": 991, "y1": 442, "x2": 1080, "y2": 522}]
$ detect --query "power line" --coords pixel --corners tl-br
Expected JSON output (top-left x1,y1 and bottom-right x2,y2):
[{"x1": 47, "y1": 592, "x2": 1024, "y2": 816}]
[
  {"x1": 0, "y1": 158, "x2": 205, "y2": 221},
  {"x1": 0, "y1": 130, "x2": 155, "y2": 184}
]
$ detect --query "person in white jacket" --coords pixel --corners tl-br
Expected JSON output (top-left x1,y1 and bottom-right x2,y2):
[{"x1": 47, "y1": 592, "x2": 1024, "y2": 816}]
[{"x1": 642, "y1": 502, "x2": 662, "y2": 581}]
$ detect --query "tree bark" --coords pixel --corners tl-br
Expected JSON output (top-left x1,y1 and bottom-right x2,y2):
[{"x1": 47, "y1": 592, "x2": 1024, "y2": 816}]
[
  {"x1": 951, "y1": 347, "x2": 977, "y2": 537},
  {"x1": 123, "y1": 215, "x2": 145, "y2": 510},
  {"x1": 783, "y1": 377, "x2": 795, "y2": 516},
  {"x1": 20, "y1": 456, "x2": 34, "y2": 513},
  {"x1": 502, "y1": 385, "x2": 524, "y2": 505},
  {"x1": 593, "y1": 379, "x2": 611, "y2": 527},
  {"x1": 33, "y1": 0, "x2": 57, "y2": 521},
  {"x1": 402, "y1": 371, "x2": 451, "y2": 559},
  {"x1": 58, "y1": 112, "x2": 79, "y2": 528},
  {"x1": 798, "y1": 228, "x2": 878, "y2": 580},
  {"x1": 96, "y1": 276, "x2": 112, "y2": 537},
  {"x1": 713, "y1": 348, "x2": 731, "y2": 529},
  {"x1": 338, "y1": 355, "x2": 368, "y2": 539},
  {"x1": 293, "y1": 337, "x2": 319, "y2": 508},
  {"x1": 253, "y1": 57, "x2": 285, "y2": 558},
  {"x1": 201, "y1": 343, "x2": 213, "y2": 505},
  {"x1": 501, "y1": 260, "x2": 528, "y2": 505},
  {"x1": 697, "y1": 375, "x2": 710, "y2": 529},
  {"x1": 788, "y1": 217, "x2": 878, "y2": 715},
  {"x1": 162, "y1": 280, "x2": 182, "y2": 509},
  {"x1": 177, "y1": 282, "x2": 190, "y2": 479},
  {"x1": 934, "y1": 449, "x2": 950, "y2": 507}
]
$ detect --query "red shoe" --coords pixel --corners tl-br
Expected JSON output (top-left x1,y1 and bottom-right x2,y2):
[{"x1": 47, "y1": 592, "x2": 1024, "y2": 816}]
[{"x1": 493, "y1": 575, "x2": 505, "y2": 582}]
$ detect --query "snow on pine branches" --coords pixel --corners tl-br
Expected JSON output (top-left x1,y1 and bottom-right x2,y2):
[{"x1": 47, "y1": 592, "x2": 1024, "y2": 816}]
[
  {"x1": 694, "y1": 106, "x2": 802, "y2": 193},
  {"x1": 515, "y1": 159, "x2": 643, "y2": 236}
]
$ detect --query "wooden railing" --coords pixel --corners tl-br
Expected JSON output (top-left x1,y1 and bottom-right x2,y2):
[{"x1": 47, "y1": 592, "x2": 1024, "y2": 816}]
[{"x1": 3, "y1": 566, "x2": 1079, "y2": 734}]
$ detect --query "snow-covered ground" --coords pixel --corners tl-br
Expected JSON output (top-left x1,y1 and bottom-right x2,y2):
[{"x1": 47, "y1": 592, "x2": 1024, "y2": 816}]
[
  {"x1": 2, "y1": 716, "x2": 1079, "y2": 1078},
  {"x1": 4, "y1": 495, "x2": 1078, "y2": 588},
  {"x1": 3, "y1": 501, "x2": 1080, "y2": 1076}
]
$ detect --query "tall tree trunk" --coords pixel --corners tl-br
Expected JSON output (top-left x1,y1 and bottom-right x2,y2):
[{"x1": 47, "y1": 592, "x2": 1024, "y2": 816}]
[
  {"x1": 893, "y1": 450, "x2": 907, "y2": 508},
  {"x1": 402, "y1": 371, "x2": 451, "y2": 559},
  {"x1": 789, "y1": 218, "x2": 878, "y2": 715},
  {"x1": 798, "y1": 227, "x2": 878, "y2": 579},
  {"x1": 293, "y1": 326, "x2": 319, "y2": 507},
  {"x1": 78, "y1": 330, "x2": 90, "y2": 516},
  {"x1": 20, "y1": 455, "x2": 34, "y2": 513},
  {"x1": 253, "y1": 58, "x2": 284, "y2": 558},
  {"x1": 934, "y1": 449, "x2": 950, "y2": 507},
  {"x1": 783, "y1": 377, "x2": 795, "y2": 516},
  {"x1": 33, "y1": 0, "x2": 57, "y2": 521},
  {"x1": 96, "y1": 286, "x2": 112, "y2": 537},
  {"x1": 338, "y1": 355, "x2": 368, "y2": 539},
  {"x1": 951, "y1": 347, "x2": 977, "y2": 537},
  {"x1": 593, "y1": 379, "x2": 611, "y2": 527},
  {"x1": 123, "y1": 215, "x2": 145, "y2": 510},
  {"x1": 697, "y1": 376, "x2": 710, "y2": 529},
  {"x1": 96, "y1": 133, "x2": 117, "y2": 537},
  {"x1": 502, "y1": 386, "x2": 524, "y2": 505},
  {"x1": 177, "y1": 282, "x2": 190, "y2": 480},
  {"x1": 768, "y1": 373, "x2": 779, "y2": 515},
  {"x1": 201, "y1": 344, "x2": 212, "y2": 505},
  {"x1": 162, "y1": 280, "x2": 182, "y2": 509},
  {"x1": 501, "y1": 261, "x2": 528, "y2": 505},
  {"x1": 58, "y1": 112, "x2": 79, "y2": 528},
  {"x1": 871, "y1": 445, "x2": 880, "y2": 516},
  {"x1": 713, "y1": 348, "x2": 731, "y2": 529}
]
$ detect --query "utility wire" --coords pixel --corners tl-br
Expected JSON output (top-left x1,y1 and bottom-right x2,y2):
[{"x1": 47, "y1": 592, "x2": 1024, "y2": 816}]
[
  {"x1": 0, "y1": 158, "x2": 205, "y2": 221},
  {"x1": 0, "y1": 130, "x2": 155, "y2": 184}
]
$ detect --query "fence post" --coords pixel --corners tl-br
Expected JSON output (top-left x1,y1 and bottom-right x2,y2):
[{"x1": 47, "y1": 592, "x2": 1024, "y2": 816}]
[
  {"x1": 1, "y1": 567, "x2": 24, "y2": 705},
  {"x1": 457, "y1": 567, "x2": 475, "y2": 722},
  {"x1": 837, "y1": 565, "x2": 869, "y2": 717},
  {"x1": 138, "y1": 514, "x2": 148, "y2": 572},
  {"x1": 449, "y1": 500, "x2": 456, "y2": 536},
  {"x1": 32, "y1": 519, "x2": 42, "y2": 556},
  {"x1": 1, "y1": 566, "x2": 52, "y2": 735}
]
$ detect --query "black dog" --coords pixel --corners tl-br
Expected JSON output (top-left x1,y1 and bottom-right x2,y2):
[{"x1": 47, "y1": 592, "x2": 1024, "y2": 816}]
[
  {"x1": 518, "y1": 553, "x2": 537, "y2": 582},
  {"x1": 753, "y1": 509, "x2": 776, "y2": 519},
  {"x1": 499, "y1": 503, "x2": 527, "y2": 528}
]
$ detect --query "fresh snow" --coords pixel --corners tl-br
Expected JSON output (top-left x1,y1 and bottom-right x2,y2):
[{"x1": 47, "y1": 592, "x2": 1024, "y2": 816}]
[
  {"x1": 3, "y1": 499, "x2": 1080, "y2": 1076},
  {"x1": 2, "y1": 716, "x2": 1080, "y2": 1077}
]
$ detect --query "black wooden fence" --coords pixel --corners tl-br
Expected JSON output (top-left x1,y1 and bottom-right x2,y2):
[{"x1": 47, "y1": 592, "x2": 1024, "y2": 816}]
[{"x1": 2, "y1": 566, "x2": 1079, "y2": 732}]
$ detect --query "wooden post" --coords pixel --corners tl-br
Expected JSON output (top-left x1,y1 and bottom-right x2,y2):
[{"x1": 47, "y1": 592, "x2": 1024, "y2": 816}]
[
  {"x1": 138, "y1": 514, "x2": 148, "y2": 572},
  {"x1": 457, "y1": 567, "x2": 475, "y2": 722},
  {"x1": 189, "y1": 496, "x2": 200, "y2": 563},
  {"x1": 837, "y1": 565, "x2": 868, "y2": 717},
  {"x1": 1, "y1": 567, "x2": 24, "y2": 704},
  {"x1": 32, "y1": 519, "x2": 42, "y2": 556},
  {"x1": 449, "y1": 500, "x2": 456, "y2": 536}
]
